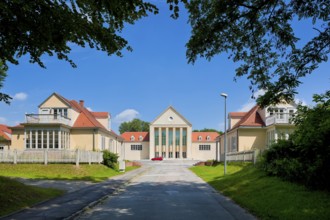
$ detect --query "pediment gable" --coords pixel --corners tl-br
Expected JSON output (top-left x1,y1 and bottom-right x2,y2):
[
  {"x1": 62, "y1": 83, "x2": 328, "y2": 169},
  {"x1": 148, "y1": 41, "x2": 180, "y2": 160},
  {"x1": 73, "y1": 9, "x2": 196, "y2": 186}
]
[
  {"x1": 151, "y1": 106, "x2": 192, "y2": 126},
  {"x1": 39, "y1": 93, "x2": 71, "y2": 108}
]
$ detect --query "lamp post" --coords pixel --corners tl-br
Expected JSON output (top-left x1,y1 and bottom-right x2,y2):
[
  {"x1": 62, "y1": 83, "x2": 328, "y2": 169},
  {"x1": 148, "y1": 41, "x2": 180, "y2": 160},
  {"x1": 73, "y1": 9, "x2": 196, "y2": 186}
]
[{"x1": 221, "y1": 93, "x2": 228, "y2": 175}]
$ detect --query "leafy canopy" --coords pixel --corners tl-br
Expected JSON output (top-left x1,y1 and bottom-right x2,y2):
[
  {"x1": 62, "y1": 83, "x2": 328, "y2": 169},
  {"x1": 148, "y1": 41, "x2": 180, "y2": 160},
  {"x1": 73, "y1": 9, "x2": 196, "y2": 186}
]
[
  {"x1": 185, "y1": 0, "x2": 330, "y2": 106},
  {"x1": 193, "y1": 128, "x2": 223, "y2": 134},
  {"x1": 119, "y1": 118, "x2": 150, "y2": 134}
]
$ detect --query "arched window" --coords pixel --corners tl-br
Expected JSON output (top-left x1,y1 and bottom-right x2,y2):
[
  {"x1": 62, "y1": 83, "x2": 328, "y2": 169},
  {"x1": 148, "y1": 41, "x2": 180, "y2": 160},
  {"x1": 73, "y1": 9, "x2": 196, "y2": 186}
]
[
  {"x1": 206, "y1": 136, "x2": 210, "y2": 141},
  {"x1": 139, "y1": 135, "x2": 143, "y2": 141},
  {"x1": 198, "y1": 136, "x2": 202, "y2": 141},
  {"x1": 130, "y1": 135, "x2": 135, "y2": 141}
]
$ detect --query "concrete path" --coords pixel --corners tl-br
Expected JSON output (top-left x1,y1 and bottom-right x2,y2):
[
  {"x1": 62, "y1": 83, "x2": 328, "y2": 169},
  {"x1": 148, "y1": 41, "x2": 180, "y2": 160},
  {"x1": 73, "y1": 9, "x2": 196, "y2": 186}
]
[
  {"x1": 2, "y1": 166, "x2": 149, "y2": 220},
  {"x1": 78, "y1": 160, "x2": 256, "y2": 220}
]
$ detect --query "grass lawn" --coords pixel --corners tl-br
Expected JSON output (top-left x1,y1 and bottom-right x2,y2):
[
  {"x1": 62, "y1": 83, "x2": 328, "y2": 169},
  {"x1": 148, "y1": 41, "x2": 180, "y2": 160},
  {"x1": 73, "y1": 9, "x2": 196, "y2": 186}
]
[
  {"x1": 0, "y1": 176, "x2": 64, "y2": 217},
  {"x1": 190, "y1": 163, "x2": 330, "y2": 220},
  {"x1": 0, "y1": 164, "x2": 140, "y2": 182}
]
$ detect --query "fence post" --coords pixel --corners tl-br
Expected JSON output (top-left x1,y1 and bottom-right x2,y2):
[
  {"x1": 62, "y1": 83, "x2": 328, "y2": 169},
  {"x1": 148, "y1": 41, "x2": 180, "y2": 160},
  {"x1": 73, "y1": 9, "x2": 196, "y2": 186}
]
[
  {"x1": 253, "y1": 150, "x2": 258, "y2": 165},
  {"x1": 44, "y1": 149, "x2": 48, "y2": 165},
  {"x1": 13, "y1": 150, "x2": 17, "y2": 164},
  {"x1": 76, "y1": 149, "x2": 80, "y2": 167},
  {"x1": 88, "y1": 151, "x2": 91, "y2": 165}
]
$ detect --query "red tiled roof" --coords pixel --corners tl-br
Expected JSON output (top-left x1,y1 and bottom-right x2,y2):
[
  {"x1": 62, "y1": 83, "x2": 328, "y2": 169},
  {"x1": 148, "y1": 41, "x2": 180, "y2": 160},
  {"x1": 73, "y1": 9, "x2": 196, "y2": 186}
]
[
  {"x1": 91, "y1": 112, "x2": 109, "y2": 118},
  {"x1": 69, "y1": 100, "x2": 106, "y2": 130},
  {"x1": 229, "y1": 112, "x2": 247, "y2": 117},
  {"x1": 121, "y1": 132, "x2": 149, "y2": 142},
  {"x1": 0, "y1": 124, "x2": 11, "y2": 141},
  {"x1": 230, "y1": 105, "x2": 265, "y2": 130},
  {"x1": 192, "y1": 132, "x2": 219, "y2": 142}
]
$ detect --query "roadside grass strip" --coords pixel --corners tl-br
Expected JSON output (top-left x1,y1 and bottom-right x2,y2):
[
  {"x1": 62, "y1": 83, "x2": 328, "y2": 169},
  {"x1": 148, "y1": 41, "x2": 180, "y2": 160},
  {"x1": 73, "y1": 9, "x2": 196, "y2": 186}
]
[
  {"x1": 0, "y1": 176, "x2": 64, "y2": 217},
  {"x1": 0, "y1": 164, "x2": 140, "y2": 182},
  {"x1": 190, "y1": 163, "x2": 330, "y2": 220}
]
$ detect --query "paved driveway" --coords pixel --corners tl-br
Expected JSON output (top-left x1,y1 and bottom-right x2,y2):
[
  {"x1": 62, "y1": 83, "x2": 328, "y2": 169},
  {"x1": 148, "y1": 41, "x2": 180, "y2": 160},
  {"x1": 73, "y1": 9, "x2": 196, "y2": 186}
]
[{"x1": 78, "y1": 160, "x2": 256, "y2": 220}]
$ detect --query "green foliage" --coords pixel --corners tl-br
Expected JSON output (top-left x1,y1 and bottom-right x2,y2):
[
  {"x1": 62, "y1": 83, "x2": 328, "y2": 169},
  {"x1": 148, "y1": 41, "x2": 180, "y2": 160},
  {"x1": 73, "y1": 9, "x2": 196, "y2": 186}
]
[
  {"x1": 193, "y1": 128, "x2": 223, "y2": 135},
  {"x1": 0, "y1": 176, "x2": 63, "y2": 216},
  {"x1": 260, "y1": 90, "x2": 330, "y2": 190},
  {"x1": 119, "y1": 118, "x2": 149, "y2": 134},
  {"x1": 102, "y1": 150, "x2": 119, "y2": 170},
  {"x1": 0, "y1": 61, "x2": 12, "y2": 104},
  {"x1": 185, "y1": 0, "x2": 330, "y2": 107},
  {"x1": 191, "y1": 163, "x2": 330, "y2": 220}
]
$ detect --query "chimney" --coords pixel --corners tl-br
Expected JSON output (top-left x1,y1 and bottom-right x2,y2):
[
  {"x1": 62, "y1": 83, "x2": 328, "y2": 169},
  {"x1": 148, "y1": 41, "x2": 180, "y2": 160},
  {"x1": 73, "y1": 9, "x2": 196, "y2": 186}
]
[{"x1": 79, "y1": 100, "x2": 84, "y2": 107}]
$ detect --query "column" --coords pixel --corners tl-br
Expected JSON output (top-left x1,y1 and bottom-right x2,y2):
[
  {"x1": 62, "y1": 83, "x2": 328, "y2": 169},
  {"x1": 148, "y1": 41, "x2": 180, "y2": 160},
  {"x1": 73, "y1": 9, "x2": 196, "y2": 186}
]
[
  {"x1": 30, "y1": 130, "x2": 32, "y2": 148},
  {"x1": 173, "y1": 127, "x2": 176, "y2": 159},
  {"x1": 35, "y1": 130, "x2": 38, "y2": 149},
  {"x1": 58, "y1": 130, "x2": 61, "y2": 149},
  {"x1": 179, "y1": 127, "x2": 183, "y2": 158},
  {"x1": 165, "y1": 127, "x2": 169, "y2": 158},
  {"x1": 47, "y1": 130, "x2": 49, "y2": 149},
  {"x1": 41, "y1": 130, "x2": 44, "y2": 149}
]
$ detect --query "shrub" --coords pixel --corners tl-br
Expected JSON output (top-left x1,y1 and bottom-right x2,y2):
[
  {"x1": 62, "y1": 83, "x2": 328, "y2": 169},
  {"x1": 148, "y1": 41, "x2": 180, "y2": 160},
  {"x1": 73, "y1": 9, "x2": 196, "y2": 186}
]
[
  {"x1": 260, "y1": 90, "x2": 330, "y2": 190},
  {"x1": 102, "y1": 150, "x2": 119, "y2": 170}
]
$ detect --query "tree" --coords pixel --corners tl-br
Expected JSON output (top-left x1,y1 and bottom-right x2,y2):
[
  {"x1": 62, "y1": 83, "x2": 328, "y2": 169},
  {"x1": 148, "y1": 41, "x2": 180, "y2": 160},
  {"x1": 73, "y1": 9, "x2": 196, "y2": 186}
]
[
  {"x1": 119, "y1": 118, "x2": 150, "y2": 134},
  {"x1": 185, "y1": 0, "x2": 330, "y2": 107},
  {"x1": 260, "y1": 90, "x2": 330, "y2": 190},
  {"x1": 0, "y1": 0, "x2": 184, "y2": 104},
  {"x1": 0, "y1": 62, "x2": 12, "y2": 104},
  {"x1": 193, "y1": 128, "x2": 223, "y2": 135}
]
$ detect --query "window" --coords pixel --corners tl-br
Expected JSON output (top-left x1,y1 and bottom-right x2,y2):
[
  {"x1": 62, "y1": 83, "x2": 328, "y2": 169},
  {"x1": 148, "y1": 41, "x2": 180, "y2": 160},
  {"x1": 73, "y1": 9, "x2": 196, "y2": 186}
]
[
  {"x1": 130, "y1": 135, "x2": 135, "y2": 141},
  {"x1": 101, "y1": 136, "x2": 105, "y2": 150},
  {"x1": 231, "y1": 137, "x2": 237, "y2": 152},
  {"x1": 162, "y1": 152, "x2": 166, "y2": 158},
  {"x1": 155, "y1": 128, "x2": 159, "y2": 146},
  {"x1": 25, "y1": 129, "x2": 69, "y2": 149},
  {"x1": 139, "y1": 135, "x2": 143, "y2": 141},
  {"x1": 175, "y1": 152, "x2": 179, "y2": 158},
  {"x1": 182, "y1": 128, "x2": 187, "y2": 146},
  {"x1": 155, "y1": 152, "x2": 159, "y2": 157},
  {"x1": 182, "y1": 152, "x2": 187, "y2": 158},
  {"x1": 53, "y1": 108, "x2": 68, "y2": 118},
  {"x1": 198, "y1": 136, "x2": 202, "y2": 141},
  {"x1": 169, "y1": 152, "x2": 173, "y2": 158},
  {"x1": 206, "y1": 135, "x2": 210, "y2": 141},
  {"x1": 199, "y1": 145, "x2": 211, "y2": 150},
  {"x1": 175, "y1": 128, "x2": 180, "y2": 146},
  {"x1": 169, "y1": 128, "x2": 173, "y2": 145},
  {"x1": 131, "y1": 145, "x2": 142, "y2": 150},
  {"x1": 161, "y1": 128, "x2": 166, "y2": 145}
]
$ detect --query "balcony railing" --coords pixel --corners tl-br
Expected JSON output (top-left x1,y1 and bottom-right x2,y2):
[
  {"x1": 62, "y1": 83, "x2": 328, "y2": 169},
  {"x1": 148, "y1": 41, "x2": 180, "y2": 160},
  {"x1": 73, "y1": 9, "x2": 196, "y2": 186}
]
[
  {"x1": 26, "y1": 114, "x2": 71, "y2": 126},
  {"x1": 265, "y1": 113, "x2": 294, "y2": 126}
]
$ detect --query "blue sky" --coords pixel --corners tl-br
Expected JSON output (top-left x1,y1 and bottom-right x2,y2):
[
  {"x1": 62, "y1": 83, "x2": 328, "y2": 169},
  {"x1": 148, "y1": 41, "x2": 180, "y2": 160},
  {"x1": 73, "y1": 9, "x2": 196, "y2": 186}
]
[{"x1": 0, "y1": 2, "x2": 329, "y2": 133}]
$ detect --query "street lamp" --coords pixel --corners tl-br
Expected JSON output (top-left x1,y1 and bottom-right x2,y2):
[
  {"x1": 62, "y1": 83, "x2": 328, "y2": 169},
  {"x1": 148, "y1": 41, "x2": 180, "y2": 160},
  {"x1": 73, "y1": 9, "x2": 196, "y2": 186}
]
[{"x1": 220, "y1": 93, "x2": 228, "y2": 175}]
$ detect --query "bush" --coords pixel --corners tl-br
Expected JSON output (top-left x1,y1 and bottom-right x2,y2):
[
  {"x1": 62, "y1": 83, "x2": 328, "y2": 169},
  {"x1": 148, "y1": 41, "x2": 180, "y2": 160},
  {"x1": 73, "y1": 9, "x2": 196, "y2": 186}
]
[
  {"x1": 260, "y1": 90, "x2": 330, "y2": 190},
  {"x1": 102, "y1": 150, "x2": 119, "y2": 170}
]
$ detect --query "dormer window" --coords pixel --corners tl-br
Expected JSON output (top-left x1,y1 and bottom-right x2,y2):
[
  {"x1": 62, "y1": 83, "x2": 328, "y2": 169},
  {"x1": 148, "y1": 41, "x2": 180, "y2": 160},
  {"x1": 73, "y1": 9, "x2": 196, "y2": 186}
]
[
  {"x1": 130, "y1": 135, "x2": 135, "y2": 141},
  {"x1": 206, "y1": 136, "x2": 210, "y2": 141},
  {"x1": 139, "y1": 135, "x2": 143, "y2": 141},
  {"x1": 198, "y1": 136, "x2": 202, "y2": 141}
]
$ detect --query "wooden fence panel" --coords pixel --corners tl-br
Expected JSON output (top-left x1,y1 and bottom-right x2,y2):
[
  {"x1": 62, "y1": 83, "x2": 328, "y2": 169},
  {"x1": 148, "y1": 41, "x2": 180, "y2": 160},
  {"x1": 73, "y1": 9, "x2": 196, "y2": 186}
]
[{"x1": 0, "y1": 149, "x2": 103, "y2": 165}]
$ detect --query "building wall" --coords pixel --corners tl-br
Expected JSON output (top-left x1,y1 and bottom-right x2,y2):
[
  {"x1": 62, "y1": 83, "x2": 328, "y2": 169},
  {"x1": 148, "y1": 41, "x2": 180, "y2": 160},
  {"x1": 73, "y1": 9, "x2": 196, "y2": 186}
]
[
  {"x1": 70, "y1": 129, "x2": 95, "y2": 151},
  {"x1": 10, "y1": 129, "x2": 24, "y2": 150},
  {"x1": 123, "y1": 142, "x2": 149, "y2": 160},
  {"x1": 238, "y1": 128, "x2": 266, "y2": 151},
  {"x1": 191, "y1": 142, "x2": 217, "y2": 160},
  {"x1": 39, "y1": 95, "x2": 68, "y2": 108},
  {"x1": 229, "y1": 118, "x2": 241, "y2": 129},
  {"x1": 96, "y1": 118, "x2": 109, "y2": 130}
]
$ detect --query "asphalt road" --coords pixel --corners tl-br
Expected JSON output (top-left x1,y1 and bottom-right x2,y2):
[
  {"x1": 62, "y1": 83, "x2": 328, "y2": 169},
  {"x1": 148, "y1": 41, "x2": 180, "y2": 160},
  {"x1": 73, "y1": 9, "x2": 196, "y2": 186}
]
[{"x1": 78, "y1": 160, "x2": 256, "y2": 220}]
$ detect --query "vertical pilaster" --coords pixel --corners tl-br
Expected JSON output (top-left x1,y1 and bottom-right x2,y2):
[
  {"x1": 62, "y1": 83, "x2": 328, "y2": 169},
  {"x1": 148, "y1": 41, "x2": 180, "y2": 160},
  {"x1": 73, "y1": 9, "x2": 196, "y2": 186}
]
[
  {"x1": 158, "y1": 127, "x2": 161, "y2": 157},
  {"x1": 58, "y1": 130, "x2": 61, "y2": 149}
]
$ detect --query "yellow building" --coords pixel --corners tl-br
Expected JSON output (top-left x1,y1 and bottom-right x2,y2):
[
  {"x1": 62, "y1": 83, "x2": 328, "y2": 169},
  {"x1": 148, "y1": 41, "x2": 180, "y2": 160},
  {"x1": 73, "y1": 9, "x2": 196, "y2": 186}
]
[
  {"x1": 121, "y1": 106, "x2": 220, "y2": 161},
  {"x1": 10, "y1": 93, "x2": 123, "y2": 154},
  {"x1": 218, "y1": 101, "x2": 297, "y2": 158}
]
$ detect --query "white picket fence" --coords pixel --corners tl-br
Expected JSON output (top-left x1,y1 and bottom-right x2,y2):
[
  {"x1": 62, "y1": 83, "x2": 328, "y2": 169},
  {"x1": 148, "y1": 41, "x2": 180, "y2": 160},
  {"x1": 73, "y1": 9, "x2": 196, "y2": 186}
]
[
  {"x1": 226, "y1": 150, "x2": 260, "y2": 164},
  {"x1": 0, "y1": 149, "x2": 103, "y2": 165}
]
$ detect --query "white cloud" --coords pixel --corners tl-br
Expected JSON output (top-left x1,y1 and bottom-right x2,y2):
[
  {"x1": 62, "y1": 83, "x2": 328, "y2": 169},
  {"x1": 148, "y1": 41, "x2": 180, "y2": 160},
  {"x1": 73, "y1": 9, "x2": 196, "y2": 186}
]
[
  {"x1": 87, "y1": 107, "x2": 93, "y2": 111},
  {"x1": 0, "y1": 117, "x2": 7, "y2": 123},
  {"x1": 237, "y1": 89, "x2": 266, "y2": 112},
  {"x1": 114, "y1": 109, "x2": 139, "y2": 123},
  {"x1": 13, "y1": 92, "x2": 28, "y2": 101}
]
